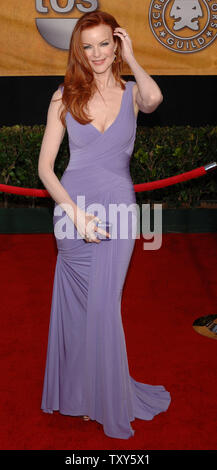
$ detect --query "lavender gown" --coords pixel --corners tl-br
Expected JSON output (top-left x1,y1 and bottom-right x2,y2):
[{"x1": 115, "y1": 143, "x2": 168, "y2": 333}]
[{"x1": 41, "y1": 80, "x2": 171, "y2": 439}]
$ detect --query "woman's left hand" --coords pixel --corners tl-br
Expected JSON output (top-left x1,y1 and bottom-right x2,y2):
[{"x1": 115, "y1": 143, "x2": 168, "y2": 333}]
[{"x1": 113, "y1": 27, "x2": 134, "y2": 63}]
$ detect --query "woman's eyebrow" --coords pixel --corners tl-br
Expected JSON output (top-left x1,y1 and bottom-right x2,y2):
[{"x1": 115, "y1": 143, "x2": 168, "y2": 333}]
[{"x1": 82, "y1": 38, "x2": 109, "y2": 45}]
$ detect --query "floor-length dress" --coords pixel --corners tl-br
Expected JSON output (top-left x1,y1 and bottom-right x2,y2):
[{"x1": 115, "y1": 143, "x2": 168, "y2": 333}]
[{"x1": 41, "y1": 80, "x2": 171, "y2": 439}]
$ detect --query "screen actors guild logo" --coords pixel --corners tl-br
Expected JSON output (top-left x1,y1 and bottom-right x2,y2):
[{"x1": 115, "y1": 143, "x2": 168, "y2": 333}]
[{"x1": 149, "y1": 0, "x2": 217, "y2": 53}]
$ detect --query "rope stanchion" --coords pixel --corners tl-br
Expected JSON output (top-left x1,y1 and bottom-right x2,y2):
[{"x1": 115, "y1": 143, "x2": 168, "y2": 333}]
[{"x1": 0, "y1": 162, "x2": 216, "y2": 197}]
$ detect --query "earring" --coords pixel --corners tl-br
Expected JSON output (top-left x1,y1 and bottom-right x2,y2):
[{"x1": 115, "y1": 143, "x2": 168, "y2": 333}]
[{"x1": 114, "y1": 51, "x2": 117, "y2": 62}]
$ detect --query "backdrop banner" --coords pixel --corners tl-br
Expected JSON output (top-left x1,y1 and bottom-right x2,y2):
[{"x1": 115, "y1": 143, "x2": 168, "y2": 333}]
[{"x1": 1, "y1": 0, "x2": 217, "y2": 76}]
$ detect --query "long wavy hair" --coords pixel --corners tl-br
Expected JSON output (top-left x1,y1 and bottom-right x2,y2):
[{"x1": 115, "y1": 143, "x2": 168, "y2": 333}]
[{"x1": 57, "y1": 10, "x2": 126, "y2": 127}]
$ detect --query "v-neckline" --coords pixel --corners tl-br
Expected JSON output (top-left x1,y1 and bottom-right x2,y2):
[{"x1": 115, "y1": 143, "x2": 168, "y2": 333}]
[{"x1": 88, "y1": 81, "x2": 128, "y2": 136}]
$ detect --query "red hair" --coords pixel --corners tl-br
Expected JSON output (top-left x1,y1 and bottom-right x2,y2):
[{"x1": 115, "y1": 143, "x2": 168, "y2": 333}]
[{"x1": 57, "y1": 10, "x2": 126, "y2": 127}]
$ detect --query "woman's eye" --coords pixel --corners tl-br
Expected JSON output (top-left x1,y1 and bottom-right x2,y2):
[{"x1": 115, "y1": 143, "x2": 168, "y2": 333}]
[{"x1": 83, "y1": 42, "x2": 109, "y2": 50}]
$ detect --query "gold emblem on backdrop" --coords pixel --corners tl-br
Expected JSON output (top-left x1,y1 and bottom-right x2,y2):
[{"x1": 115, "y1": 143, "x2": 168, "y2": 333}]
[{"x1": 149, "y1": 0, "x2": 217, "y2": 53}]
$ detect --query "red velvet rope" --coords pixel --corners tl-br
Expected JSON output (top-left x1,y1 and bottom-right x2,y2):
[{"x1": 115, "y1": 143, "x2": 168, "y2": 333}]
[
  {"x1": 134, "y1": 166, "x2": 206, "y2": 192},
  {"x1": 0, "y1": 165, "x2": 209, "y2": 197}
]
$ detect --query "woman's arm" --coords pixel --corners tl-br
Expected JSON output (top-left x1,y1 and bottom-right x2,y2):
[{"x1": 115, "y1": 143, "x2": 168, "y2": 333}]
[
  {"x1": 128, "y1": 57, "x2": 163, "y2": 113},
  {"x1": 38, "y1": 88, "x2": 78, "y2": 222},
  {"x1": 38, "y1": 88, "x2": 108, "y2": 243},
  {"x1": 113, "y1": 27, "x2": 163, "y2": 114},
  {"x1": 128, "y1": 56, "x2": 163, "y2": 114}
]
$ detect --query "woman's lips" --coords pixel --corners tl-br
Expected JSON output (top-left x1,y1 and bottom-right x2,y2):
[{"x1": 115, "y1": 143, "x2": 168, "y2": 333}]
[{"x1": 92, "y1": 59, "x2": 106, "y2": 65}]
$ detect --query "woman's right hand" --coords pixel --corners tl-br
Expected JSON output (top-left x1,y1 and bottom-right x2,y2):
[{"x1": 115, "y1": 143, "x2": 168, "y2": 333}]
[{"x1": 74, "y1": 207, "x2": 111, "y2": 243}]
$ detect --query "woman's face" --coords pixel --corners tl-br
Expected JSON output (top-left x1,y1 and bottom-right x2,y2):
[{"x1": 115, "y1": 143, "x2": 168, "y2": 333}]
[{"x1": 81, "y1": 24, "x2": 116, "y2": 73}]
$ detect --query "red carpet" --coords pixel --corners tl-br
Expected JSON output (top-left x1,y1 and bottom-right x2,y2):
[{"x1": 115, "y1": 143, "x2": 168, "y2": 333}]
[{"x1": 0, "y1": 233, "x2": 216, "y2": 450}]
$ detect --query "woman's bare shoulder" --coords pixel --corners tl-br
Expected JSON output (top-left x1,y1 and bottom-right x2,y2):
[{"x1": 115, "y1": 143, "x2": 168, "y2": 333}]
[
  {"x1": 52, "y1": 88, "x2": 63, "y2": 100},
  {"x1": 46, "y1": 88, "x2": 64, "y2": 122},
  {"x1": 48, "y1": 88, "x2": 64, "y2": 113}
]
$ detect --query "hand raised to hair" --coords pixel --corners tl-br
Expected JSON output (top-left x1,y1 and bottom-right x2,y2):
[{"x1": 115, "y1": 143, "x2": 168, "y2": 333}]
[{"x1": 113, "y1": 27, "x2": 134, "y2": 63}]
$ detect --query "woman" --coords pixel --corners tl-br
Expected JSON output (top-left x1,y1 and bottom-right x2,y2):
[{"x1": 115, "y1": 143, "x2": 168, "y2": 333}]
[{"x1": 38, "y1": 10, "x2": 171, "y2": 440}]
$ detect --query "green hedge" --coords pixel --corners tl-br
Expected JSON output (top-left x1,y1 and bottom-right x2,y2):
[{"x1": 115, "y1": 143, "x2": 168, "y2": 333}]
[{"x1": 0, "y1": 124, "x2": 216, "y2": 208}]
